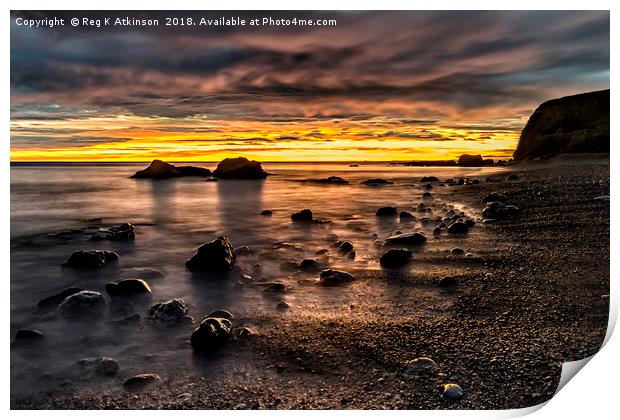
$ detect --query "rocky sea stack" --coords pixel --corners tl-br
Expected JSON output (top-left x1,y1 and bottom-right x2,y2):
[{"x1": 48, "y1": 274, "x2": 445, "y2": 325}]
[
  {"x1": 212, "y1": 157, "x2": 268, "y2": 179},
  {"x1": 514, "y1": 89, "x2": 610, "y2": 160},
  {"x1": 130, "y1": 159, "x2": 211, "y2": 179}
]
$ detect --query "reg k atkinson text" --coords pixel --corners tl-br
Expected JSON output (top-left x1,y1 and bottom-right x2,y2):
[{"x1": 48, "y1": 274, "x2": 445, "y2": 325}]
[{"x1": 14, "y1": 15, "x2": 337, "y2": 29}]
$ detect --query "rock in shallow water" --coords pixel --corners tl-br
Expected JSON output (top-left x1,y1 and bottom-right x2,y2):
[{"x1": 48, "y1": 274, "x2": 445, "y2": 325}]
[
  {"x1": 319, "y1": 269, "x2": 354, "y2": 286},
  {"x1": 190, "y1": 317, "x2": 232, "y2": 351},
  {"x1": 75, "y1": 356, "x2": 119, "y2": 378},
  {"x1": 376, "y1": 206, "x2": 397, "y2": 217},
  {"x1": 146, "y1": 299, "x2": 188, "y2": 325},
  {"x1": 14, "y1": 329, "x2": 45, "y2": 342},
  {"x1": 380, "y1": 249, "x2": 412, "y2": 269},
  {"x1": 186, "y1": 236, "x2": 236, "y2": 273},
  {"x1": 447, "y1": 222, "x2": 469, "y2": 234},
  {"x1": 384, "y1": 232, "x2": 427, "y2": 246},
  {"x1": 105, "y1": 278, "x2": 151, "y2": 298},
  {"x1": 38, "y1": 287, "x2": 85, "y2": 312},
  {"x1": 291, "y1": 209, "x2": 313, "y2": 222},
  {"x1": 130, "y1": 160, "x2": 211, "y2": 179},
  {"x1": 213, "y1": 157, "x2": 267, "y2": 179},
  {"x1": 90, "y1": 223, "x2": 135, "y2": 241},
  {"x1": 63, "y1": 250, "x2": 119, "y2": 269},
  {"x1": 58, "y1": 291, "x2": 106, "y2": 317}
]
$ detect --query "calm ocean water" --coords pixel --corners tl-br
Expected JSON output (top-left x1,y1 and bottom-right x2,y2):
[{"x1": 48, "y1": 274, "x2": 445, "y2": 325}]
[{"x1": 10, "y1": 162, "x2": 505, "y2": 397}]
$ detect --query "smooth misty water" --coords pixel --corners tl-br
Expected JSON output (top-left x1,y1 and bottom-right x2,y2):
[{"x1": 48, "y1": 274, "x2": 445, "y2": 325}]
[{"x1": 10, "y1": 162, "x2": 505, "y2": 398}]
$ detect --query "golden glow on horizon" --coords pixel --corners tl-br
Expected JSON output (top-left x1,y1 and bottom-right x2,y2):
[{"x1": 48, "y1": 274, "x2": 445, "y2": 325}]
[{"x1": 10, "y1": 114, "x2": 521, "y2": 162}]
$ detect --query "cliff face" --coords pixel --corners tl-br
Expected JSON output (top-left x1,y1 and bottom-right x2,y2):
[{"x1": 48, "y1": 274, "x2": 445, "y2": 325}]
[{"x1": 513, "y1": 90, "x2": 609, "y2": 160}]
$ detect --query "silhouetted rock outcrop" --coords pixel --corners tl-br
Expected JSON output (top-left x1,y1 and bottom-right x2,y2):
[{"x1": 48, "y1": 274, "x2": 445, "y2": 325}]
[
  {"x1": 457, "y1": 154, "x2": 493, "y2": 167},
  {"x1": 213, "y1": 157, "x2": 267, "y2": 179},
  {"x1": 130, "y1": 160, "x2": 211, "y2": 179},
  {"x1": 513, "y1": 90, "x2": 610, "y2": 160}
]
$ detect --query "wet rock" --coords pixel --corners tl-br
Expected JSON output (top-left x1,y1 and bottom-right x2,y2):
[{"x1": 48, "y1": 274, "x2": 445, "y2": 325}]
[
  {"x1": 420, "y1": 176, "x2": 439, "y2": 182},
  {"x1": 260, "y1": 209, "x2": 273, "y2": 216},
  {"x1": 432, "y1": 227, "x2": 442, "y2": 237},
  {"x1": 442, "y1": 383, "x2": 464, "y2": 400},
  {"x1": 291, "y1": 209, "x2": 313, "y2": 222},
  {"x1": 439, "y1": 276, "x2": 458, "y2": 288},
  {"x1": 309, "y1": 176, "x2": 349, "y2": 184},
  {"x1": 481, "y1": 193, "x2": 508, "y2": 204},
  {"x1": 213, "y1": 157, "x2": 267, "y2": 179},
  {"x1": 482, "y1": 201, "x2": 522, "y2": 219},
  {"x1": 58, "y1": 291, "x2": 106, "y2": 317},
  {"x1": 376, "y1": 206, "x2": 397, "y2": 217},
  {"x1": 15, "y1": 329, "x2": 45, "y2": 342},
  {"x1": 384, "y1": 232, "x2": 427, "y2": 246},
  {"x1": 299, "y1": 259, "x2": 321, "y2": 273},
  {"x1": 75, "y1": 357, "x2": 120, "y2": 378},
  {"x1": 338, "y1": 241, "x2": 354, "y2": 254},
  {"x1": 264, "y1": 282, "x2": 286, "y2": 293},
  {"x1": 63, "y1": 250, "x2": 119, "y2": 269},
  {"x1": 37, "y1": 287, "x2": 85, "y2": 312},
  {"x1": 130, "y1": 160, "x2": 211, "y2": 179},
  {"x1": 105, "y1": 279, "x2": 151, "y2": 298},
  {"x1": 190, "y1": 317, "x2": 233, "y2": 351},
  {"x1": 186, "y1": 236, "x2": 236, "y2": 273},
  {"x1": 319, "y1": 269, "x2": 354, "y2": 286},
  {"x1": 123, "y1": 373, "x2": 161, "y2": 389},
  {"x1": 380, "y1": 249, "x2": 412, "y2": 269},
  {"x1": 276, "y1": 300, "x2": 290, "y2": 311},
  {"x1": 90, "y1": 223, "x2": 135, "y2": 241},
  {"x1": 451, "y1": 248, "x2": 465, "y2": 256},
  {"x1": 403, "y1": 357, "x2": 438, "y2": 377},
  {"x1": 447, "y1": 222, "x2": 469, "y2": 234},
  {"x1": 399, "y1": 211, "x2": 416, "y2": 220},
  {"x1": 362, "y1": 178, "x2": 393, "y2": 186},
  {"x1": 146, "y1": 299, "x2": 188, "y2": 325}
]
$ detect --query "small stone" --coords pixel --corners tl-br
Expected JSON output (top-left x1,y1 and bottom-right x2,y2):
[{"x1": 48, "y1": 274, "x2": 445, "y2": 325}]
[
  {"x1": 207, "y1": 309, "x2": 234, "y2": 320},
  {"x1": 291, "y1": 209, "x2": 313, "y2": 222},
  {"x1": 447, "y1": 222, "x2": 469, "y2": 234},
  {"x1": 185, "y1": 236, "x2": 236, "y2": 273},
  {"x1": 376, "y1": 206, "x2": 397, "y2": 217},
  {"x1": 37, "y1": 287, "x2": 85, "y2": 312},
  {"x1": 76, "y1": 356, "x2": 120, "y2": 378},
  {"x1": 399, "y1": 211, "x2": 416, "y2": 220},
  {"x1": 362, "y1": 178, "x2": 393, "y2": 186},
  {"x1": 319, "y1": 269, "x2": 354, "y2": 286},
  {"x1": 260, "y1": 210, "x2": 273, "y2": 216},
  {"x1": 338, "y1": 241, "x2": 354, "y2": 253},
  {"x1": 14, "y1": 329, "x2": 45, "y2": 342},
  {"x1": 264, "y1": 282, "x2": 286, "y2": 293},
  {"x1": 385, "y1": 232, "x2": 427, "y2": 246},
  {"x1": 403, "y1": 357, "x2": 438, "y2": 377},
  {"x1": 105, "y1": 278, "x2": 151, "y2": 298},
  {"x1": 123, "y1": 373, "x2": 161, "y2": 389},
  {"x1": 450, "y1": 248, "x2": 465, "y2": 256},
  {"x1": 481, "y1": 193, "x2": 508, "y2": 204},
  {"x1": 432, "y1": 227, "x2": 442, "y2": 237},
  {"x1": 62, "y1": 250, "x2": 119, "y2": 269},
  {"x1": 146, "y1": 299, "x2": 188, "y2": 325},
  {"x1": 380, "y1": 249, "x2": 412, "y2": 269},
  {"x1": 58, "y1": 291, "x2": 106, "y2": 317},
  {"x1": 90, "y1": 223, "x2": 135, "y2": 241},
  {"x1": 442, "y1": 383, "x2": 464, "y2": 400},
  {"x1": 276, "y1": 300, "x2": 290, "y2": 311},
  {"x1": 190, "y1": 317, "x2": 232, "y2": 351},
  {"x1": 439, "y1": 276, "x2": 458, "y2": 288},
  {"x1": 299, "y1": 259, "x2": 321, "y2": 273},
  {"x1": 420, "y1": 176, "x2": 439, "y2": 182}
]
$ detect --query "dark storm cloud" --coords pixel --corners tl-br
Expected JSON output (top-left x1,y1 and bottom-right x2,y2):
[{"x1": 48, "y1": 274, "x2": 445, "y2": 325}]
[{"x1": 10, "y1": 10, "x2": 609, "y2": 122}]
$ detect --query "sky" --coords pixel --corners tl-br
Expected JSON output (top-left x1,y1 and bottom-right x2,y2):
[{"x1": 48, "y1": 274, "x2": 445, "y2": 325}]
[{"x1": 10, "y1": 11, "x2": 610, "y2": 162}]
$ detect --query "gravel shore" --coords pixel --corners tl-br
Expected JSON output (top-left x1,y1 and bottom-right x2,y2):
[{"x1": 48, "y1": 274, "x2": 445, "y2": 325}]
[{"x1": 12, "y1": 155, "x2": 609, "y2": 410}]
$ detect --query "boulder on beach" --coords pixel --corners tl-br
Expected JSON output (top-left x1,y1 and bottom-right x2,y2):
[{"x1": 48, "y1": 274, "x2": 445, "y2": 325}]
[
  {"x1": 37, "y1": 287, "x2": 85, "y2": 312},
  {"x1": 105, "y1": 278, "x2": 152, "y2": 298},
  {"x1": 63, "y1": 250, "x2": 119, "y2": 269},
  {"x1": 130, "y1": 160, "x2": 211, "y2": 179},
  {"x1": 376, "y1": 206, "x2": 398, "y2": 217},
  {"x1": 513, "y1": 90, "x2": 609, "y2": 160},
  {"x1": 190, "y1": 317, "x2": 233, "y2": 351},
  {"x1": 380, "y1": 248, "x2": 412, "y2": 268},
  {"x1": 213, "y1": 157, "x2": 267, "y2": 179},
  {"x1": 123, "y1": 373, "x2": 161, "y2": 389},
  {"x1": 385, "y1": 232, "x2": 427, "y2": 246},
  {"x1": 186, "y1": 236, "x2": 236, "y2": 273},
  {"x1": 362, "y1": 178, "x2": 393, "y2": 186},
  {"x1": 58, "y1": 291, "x2": 106, "y2": 317},
  {"x1": 90, "y1": 223, "x2": 135, "y2": 241},
  {"x1": 482, "y1": 201, "x2": 522, "y2": 219},
  {"x1": 146, "y1": 299, "x2": 189, "y2": 325},
  {"x1": 319, "y1": 269, "x2": 354, "y2": 286}
]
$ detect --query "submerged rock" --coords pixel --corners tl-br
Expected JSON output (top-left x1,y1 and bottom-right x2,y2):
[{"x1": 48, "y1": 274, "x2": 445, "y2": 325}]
[
  {"x1": 75, "y1": 356, "x2": 120, "y2": 378},
  {"x1": 213, "y1": 157, "x2": 267, "y2": 179},
  {"x1": 38, "y1": 287, "x2": 85, "y2": 312},
  {"x1": 186, "y1": 236, "x2": 236, "y2": 273},
  {"x1": 131, "y1": 160, "x2": 211, "y2": 179},
  {"x1": 291, "y1": 209, "x2": 313, "y2": 222},
  {"x1": 63, "y1": 250, "x2": 119, "y2": 269},
  {"x1": 105, "y1": 279, "x2": 152, "y2": 298},
  {"x1": 319, "y1": 269, "x2": 354, "y2": 286},
  {"x1": 482, "y1": 201, "x2": 522, "y2": 219},
  {"x1": 260, "y1": 209, "x2": 273, "y2": 216},
  {"x1": 380, "y1": 249, "x2": 412, "y2": 269},
  {"x1": 420, "y1": 176, "x2": 439, "y2": 182},
  {"x1": 146, "y1": 299, "x2": 188, "y2": 325},
  {"x1": 90, "y1": 223, "x2": 135, "y2": 241},
  {"x1": 190, "y1": 317, "x2": 233, "y2": 351},
  {"x1": 362, "y1": 178, "x2": 393, "y2": 186},
  {"x1": 376, "y1": 206, "x2": 397, "y2": 217},
  {"x1": 58, "y1": 291, "x2": 106, "y2": 317},
  {"x1": 385, "y1": 232, "x2": 427, "y2": 246},
  {"x1": 308, "y1": 176, "x2": 349, "y2": 184},
  {"x1": 442, "y1": 383, "x2": 464, "y2": 400},
  {"x1": 123, "y1": 373, "x2": 161, "y2": 389}
]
